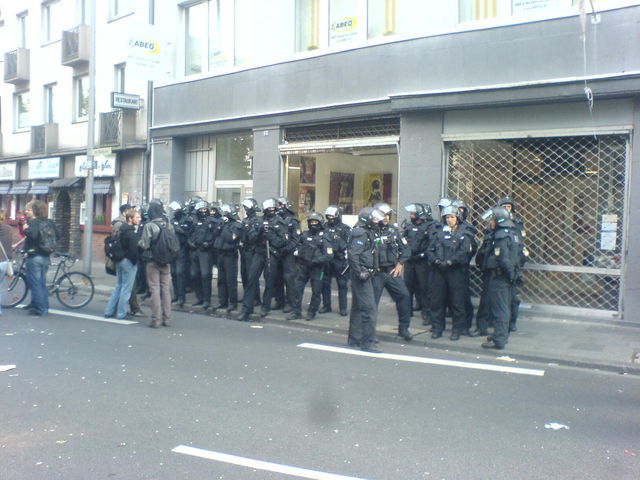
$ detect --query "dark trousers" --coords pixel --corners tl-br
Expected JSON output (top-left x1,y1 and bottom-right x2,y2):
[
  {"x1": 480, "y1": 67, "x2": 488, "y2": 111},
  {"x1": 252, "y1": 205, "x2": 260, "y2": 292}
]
[
  {"x1": 241, "y1": 248, "x2": 261, "y2": 304},
  {"x1": 241, "y1": 252, "x2": 277, "y2": 314},
  {"x1": 292, "y1": 262, "x2": 323, "y2": 315},
  {"x1": 475, "y1": 273, "x2": 491, "y2": 334},
  {"x1": 404, "y1": 260, "x2": 432, "y2": 323},
  {"x1": 489, "y1": 276, "x2": 512, "y2": 347},
  {"x1": 171, "y1": 250, "x2": 189, "y2": 302},
  {"x1": 217, "y1": 251, "x2": 239, "y2": 308},
  {"x1": 375, "y1": 268, "x2": 411, "y2": 331},
  {"x1": 348, "y1": 271, "x2": 378, "y2": 349},
  {"x1": 321, "y1": 261, "x2": 349, "y2": 312},
  {"x1": 190, "y1": 249, "x2": 214, "y2": 305},
  {"x1": 274, "y1": 254, "x2": 297, "y2": 308},
  {"x1": 430, "y1": 266, "x2": 467, "y2": 335},
  {"x1": 462, "y1": 266, "x2": 474, "y2": 331},
  {"x1": 510, "y1": 283, "x2": 520, "y2": 328}
]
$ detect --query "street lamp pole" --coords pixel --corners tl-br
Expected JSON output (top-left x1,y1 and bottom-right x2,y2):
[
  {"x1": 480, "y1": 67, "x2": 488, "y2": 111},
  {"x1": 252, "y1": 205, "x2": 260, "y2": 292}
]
[{"x1": 82, "y1": 0, "x2": 97, "y2": 275}]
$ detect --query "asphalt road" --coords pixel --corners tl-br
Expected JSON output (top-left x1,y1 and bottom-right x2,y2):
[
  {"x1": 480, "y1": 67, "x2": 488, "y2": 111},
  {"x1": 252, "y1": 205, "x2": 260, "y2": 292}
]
[{"x1": 1, "y1": 298, "x2": 639, "y2": 480}]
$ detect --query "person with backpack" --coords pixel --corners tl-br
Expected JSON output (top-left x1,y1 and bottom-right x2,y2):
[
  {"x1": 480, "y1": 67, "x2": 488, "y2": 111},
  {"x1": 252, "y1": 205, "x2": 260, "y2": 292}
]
[
  {"x1": 23, "y1": 200, "x2": 58, "y2": 317},
  {"x1": 104, "y1": 209, "x2": 142, "y2": 320},
  {"x1": 138, "y1": 199, "x2": 179, "y2": 328}
]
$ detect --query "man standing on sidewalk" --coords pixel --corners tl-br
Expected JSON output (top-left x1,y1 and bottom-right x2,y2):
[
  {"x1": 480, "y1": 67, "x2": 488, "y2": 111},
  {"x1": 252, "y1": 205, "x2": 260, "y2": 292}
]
[{"x1": 139, "y1": 199, "x2": 175, "y2": 328}]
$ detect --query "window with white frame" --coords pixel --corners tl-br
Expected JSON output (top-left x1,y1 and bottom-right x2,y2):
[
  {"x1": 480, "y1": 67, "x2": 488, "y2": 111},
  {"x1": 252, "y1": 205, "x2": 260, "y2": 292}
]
[
  {"x1": 114, "y1": 63, "x2": 126, "y2": 93},
  {"x1": 110, "y1": 0, "x2": 135, "y2": 19},
  {"x1": 44, "y1": 84, "x2": 56, "y2": 124},
  {"x1": 17, "y1": 11, "x2": 28, "y2": 48},
  {"x1": 42, "y1": 1, "x2": 61, "y2": 43},
  {"x1": 74, "y1": 75, "x2": 89, "y2": 121},
  {"x1": 77, "y1": 0, "x2": 88, "y2": 24},
  {"x1": 295, "y1": 0, "x2": 323, "y2": 52},
  {"x1": 15, "y1": 92, "x2": 30, "y2": 131}
]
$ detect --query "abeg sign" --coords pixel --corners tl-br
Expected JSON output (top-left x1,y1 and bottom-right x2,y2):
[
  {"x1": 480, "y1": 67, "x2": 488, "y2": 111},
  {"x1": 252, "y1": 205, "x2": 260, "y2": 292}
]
[
  {"x1": 331, "y1": 17, "x2": 357, "y2": 34},
  {"x1": 329, "y1": 15, "x2": 361, "y2": 45},
  {"x1": 125, "y1": 23, "x2": 168, "y2": 81},
  {"x1": 128, "y1": 37, "x2": 161, "y2": 56}
]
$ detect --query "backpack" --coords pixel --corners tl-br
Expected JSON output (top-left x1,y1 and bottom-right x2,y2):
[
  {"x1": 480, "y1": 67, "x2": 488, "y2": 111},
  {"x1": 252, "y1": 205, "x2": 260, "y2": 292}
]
[
  {"x1": 151, "y1": 222, "x2": 180, "y2": 265},
  {"x1": 38, "y1": 220, "x2": 57, "y2": 255},
  {"x1": 104, "y1": 229, "x2": 126, "y2": 263}
]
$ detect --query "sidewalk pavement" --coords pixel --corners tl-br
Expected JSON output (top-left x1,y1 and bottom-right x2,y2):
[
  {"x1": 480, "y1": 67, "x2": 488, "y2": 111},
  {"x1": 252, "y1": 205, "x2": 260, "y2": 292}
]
[{"x1": 87, "y1": 261, "x2": 640, "y2": 375}]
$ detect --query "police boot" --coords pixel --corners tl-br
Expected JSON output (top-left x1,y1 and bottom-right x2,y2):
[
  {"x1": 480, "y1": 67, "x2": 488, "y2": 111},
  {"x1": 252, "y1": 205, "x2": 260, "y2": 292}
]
[
  {"x1": 450, "y1": 331, "x2": 461, "y2": 341},
  {"x1": 509, "y1": 323, "x2": 518, "y2": 332},
  {"x1": 398, "y1": 328, "x2": 413, "y2": 342},
  {"x1": 227, "y1": 304, "x2": 238, "y2": 313},
  {"x1": 192, "y1": 300, "x2": 204, "y2": 307},
  {"x1": 339, "y1": 308, "x2": 348, "y2": 317},
  {"x1": 319, "y1": 305, "x2": 332, "y2": 314},
  {"x1": 305, "y1": 311, "x2": 316, "y2": 321},
  {"x1": 237, "y1": 312, "x2": 250, "y2": 322},
  {"x1": 286, "y1": 311, "x2": 302, "y2": 321},
  {"x1": 481, "y1": 340, "x2": 504, "y2": 350}
]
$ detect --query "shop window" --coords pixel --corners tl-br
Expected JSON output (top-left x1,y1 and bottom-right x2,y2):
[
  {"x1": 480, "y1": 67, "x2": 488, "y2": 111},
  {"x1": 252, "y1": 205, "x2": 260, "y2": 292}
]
[
  {"x1": 215, "y1": 134, "x2": 253, "y2": 181},
  {"x1": 79, "y1": 194, "x2": 112, "y2": 226},
  {"x1": 42, "y1": 1, "x2": 61, "y2": 44},
  {"x1": 285, "y1": 146, "x2": 398, "y2": 224},
  {"x1": 15, "y1": 91, "x2": 30, "y2": 131}
]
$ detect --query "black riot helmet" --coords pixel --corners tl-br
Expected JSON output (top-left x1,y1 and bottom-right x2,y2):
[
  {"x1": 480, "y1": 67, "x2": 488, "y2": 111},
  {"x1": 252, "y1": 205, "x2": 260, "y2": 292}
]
[
  {"x1": 419, "y1": 203, "x2": 433, "y2": 220},
  {"x1": 374, "y1": 202, "x2": 393, "y2": 217},
  {"x1": 277, "y1": 197, "x2": 294, "y2": 216},
  {"x1": 262, "y1": 197, "x2": 278, "y2": 217},
  {"x1": 404, "y1": 203, "x2": 425, "y2": 224},
  {"x1": 195, "y1": 200, "x2": 209, "y2": 218},
  {"x1": 168, "y1": 201, "x2": 183, "y2": 220},
  {"x1": 499, "y1": 195, "x2": 516, "y2": 213},
  {"x1": 451, "y1": 199, "x2": 470, "y2": 221},
  {"x1": 370, "y1": 208, "x2": 386, "y2": 226},
  {"x1": 241, "y1": 197, "x2": 261, "y2": 214},
  {"x1": 209, "y1": 201, "x2": 222, "y2": 218},
  {"x1": 437, "y1": 197, "x2": 453, "y2": 214},
  {"x1": 491, "y1": 205, "x2": 515, "y2": 228},
  {"x1": 325, "y1": 205, "x2": 342, "y2": 226},
  {"x1": 358, "y1": 207, "x2": 374, "y2": 225},
  {"x1": 440, "y1": 204, "x2": 460, "y2": 222},
  {"x1": 307, "y1": 211, "x2": 324, "y2": 231},
  {"x1": 220, "y1": 203, "x2": 232, "y2": 217}
]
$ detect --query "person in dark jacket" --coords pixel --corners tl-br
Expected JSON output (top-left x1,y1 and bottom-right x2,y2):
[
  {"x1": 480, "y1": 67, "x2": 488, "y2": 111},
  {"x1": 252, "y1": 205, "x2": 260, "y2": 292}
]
[
  {"x1": 0, "y1": 210, "x2": 15, "y2": 315},
  {"x1": 214, "y1": 204, "x2": 243, "y2": 313},
  {"x1": 320, "y1": 205, "x2": 351, "y2": 316},
  {"x1": 23, "y1": 200, "x2": 58, "y2": 317},
  {"x1": 169, "y1": 201, "x2": 191, "y2": 308},
  {"x1": 105, "y1": 209, "x2": 142, "y2": 319},
  {"x1": 189, "y1": 201, "x2": 216, "y2": 310},
  {"x1": 428, "y1": 205, "x2": 474, "y2": 340}
]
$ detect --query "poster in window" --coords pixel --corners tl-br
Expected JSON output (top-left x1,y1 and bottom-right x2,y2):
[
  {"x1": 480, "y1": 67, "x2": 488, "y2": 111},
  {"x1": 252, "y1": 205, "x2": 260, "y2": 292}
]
[
  {"x1": 299, "y1": 157, "x2": 316, "y2": 184},
  {"x1": 298, "y1": 186, "x2": 316, "y2": 214},
  {"x1": 329, "y1": 172, "x2": 354, "y2": 214},
  {"x1": 364, "y1": 173, "x2": 392, "y2": 207}
]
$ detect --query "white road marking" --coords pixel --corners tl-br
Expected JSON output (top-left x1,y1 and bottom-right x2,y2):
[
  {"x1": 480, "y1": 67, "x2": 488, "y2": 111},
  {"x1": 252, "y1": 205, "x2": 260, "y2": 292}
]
[
  {"x1": 47, "y1": 308, "x2": 138, "y2": 325},
  {"x1": 172, "y1": 445, "x2": 371, "y2": 480},
  {"x1": 297, "y1": 343, "x2": 545, "y2": 377}
]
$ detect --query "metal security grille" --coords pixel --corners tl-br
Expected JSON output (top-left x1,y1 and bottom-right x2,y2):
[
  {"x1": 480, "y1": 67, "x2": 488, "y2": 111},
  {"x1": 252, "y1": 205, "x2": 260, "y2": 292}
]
[
  {"x1": 284, "y1": 117, "x2": 400, "y2": 142},
  {"x1": 446, "y1": 135, "x2": 627, "y2": 313}
]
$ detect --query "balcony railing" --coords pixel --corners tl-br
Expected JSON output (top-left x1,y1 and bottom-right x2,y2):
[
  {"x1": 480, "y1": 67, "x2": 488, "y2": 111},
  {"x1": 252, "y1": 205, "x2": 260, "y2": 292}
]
[
  {"x1": 4, "y1": 48, "x2": 30, "y2": 84},
  {"x1": 61, "y1": 25, "x2": 90, "y2": 67},
  {"x1": 100, "y1": 111, "x2": 122, "y2": 146}
]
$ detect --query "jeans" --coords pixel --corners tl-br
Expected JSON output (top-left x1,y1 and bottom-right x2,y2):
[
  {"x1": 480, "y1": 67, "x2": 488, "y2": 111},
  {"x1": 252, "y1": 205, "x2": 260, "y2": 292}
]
[
  {"x1": 25, "y1": 255, "x2": 50, "y2": 315},
  {"x1": 105, "y1": 259, "x2": 138, "y2": 319},
  {"x1": 0, "y1": 260, "x2": 8, "y2": 314}
]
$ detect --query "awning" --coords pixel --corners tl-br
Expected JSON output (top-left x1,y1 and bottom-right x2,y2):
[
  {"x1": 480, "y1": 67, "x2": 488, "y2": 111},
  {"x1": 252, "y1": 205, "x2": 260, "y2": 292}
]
[
  {"x1": 49, "y1": 177, "x2": 83, "y2": 189},
  {"x1": 9, "y1": 181, "x2": 30, "y2": 195},
  {"x1": 92, "y1": 179, "x2": 114, "y2": 195},
  {"x1": 0, "y1": 183, "x2": 11, "y2": 195},
  {"x1": 29, "y1": 182, "x2": 51, "y2": 195}
]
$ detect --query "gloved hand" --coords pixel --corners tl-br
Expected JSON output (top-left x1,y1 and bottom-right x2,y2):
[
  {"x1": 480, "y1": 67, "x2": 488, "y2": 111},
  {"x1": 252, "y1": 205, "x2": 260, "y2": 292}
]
[{"x1": 358, "y1": 270, "x2": 370, "y2": 281}]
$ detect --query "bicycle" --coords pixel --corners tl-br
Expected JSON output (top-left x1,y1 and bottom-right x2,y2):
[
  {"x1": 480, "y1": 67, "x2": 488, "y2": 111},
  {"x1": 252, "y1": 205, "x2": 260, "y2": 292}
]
[{"x1": 1, "y1": 252, "x2": 95, "y2": 309}]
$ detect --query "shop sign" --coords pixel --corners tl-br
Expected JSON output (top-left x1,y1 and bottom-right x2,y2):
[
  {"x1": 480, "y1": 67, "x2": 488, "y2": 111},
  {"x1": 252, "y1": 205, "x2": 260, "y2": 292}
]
[
  {"x1": 111, "y1": 92, "x2": 141, "y2": 110},
  {"x1": 29, "y1": 157, "x2": 61, "y2": 179},
  {"x1": 124, "y1": 23, "x2": 170, "y2": 81},
  {"x1": 75, "y1": 154, "x2": 117, "y2": 177},
  {"x1": 0, "y1": 162, "x2": 17, "y2": 181},
  {"x1": 329, "y1": 2, "x2": 365, "y2": 46},
  {"x1": 512, "y1": 0, "x2": 571, "y2": 15}
]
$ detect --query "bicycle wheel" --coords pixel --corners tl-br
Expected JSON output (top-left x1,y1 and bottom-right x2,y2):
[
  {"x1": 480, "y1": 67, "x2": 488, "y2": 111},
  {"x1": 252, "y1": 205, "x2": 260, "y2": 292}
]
[
  {"x1": 1, "y1": 273, "x2": 29, "y2": 308},
  {"x1": 55, "y1": 272, "x2": 94, "y2": 309}
]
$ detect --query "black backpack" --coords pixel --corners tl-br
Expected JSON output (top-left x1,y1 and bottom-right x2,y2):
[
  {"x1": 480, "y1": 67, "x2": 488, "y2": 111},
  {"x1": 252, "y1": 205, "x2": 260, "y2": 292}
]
[
  {"x1": 38, "y1": 220, "x2": 57, "y2": 255},
  {"x1": 104, "y1": 228, "x2": 126, "y2": 262},
  {"x1": 151, "y1": 222, "x2": 180, "y2": 265}
]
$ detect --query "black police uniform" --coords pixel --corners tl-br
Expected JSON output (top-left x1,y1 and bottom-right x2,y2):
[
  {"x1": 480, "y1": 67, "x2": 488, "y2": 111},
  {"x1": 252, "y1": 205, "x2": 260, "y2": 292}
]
[
  {"x1": 240, "y1": 210, "x2": 262, "y2": 306},
  {"x1": 238, "y1": 211, "x2": 288, "y2": 320},
  {"x1": 375, "y1": 222, "x2": 412, "y2": 339},
  {"x1": 458, "y1": 219, "x2": 478, "y2": 333},
  {"x1": 428, "y1": 225, "x2": 474, "y2": 339},
  {"x1": 347, "y1": 221, "x2": 380, "y2": 351},
  {"x1": 170, "y1": 209, "x2": 192, "y2": 307},
  {"x1": 403, "y1": 217, "x2": 436, "y2": 325},
  {"x1": 290, "y1": 225, "x2": 332, "y2": 320},
  {"x1": 321, "y1": 220, "x2": 351, "y2": 315},
  {"x1": 473, "y1": 226, "x2": 494, "y2": 336},
  {"x1": 189, "y1": 212, "x2": 216, "y2": 308},
  {"x1": 274, "y1": 210, "x2": 301, "y2": 311},
  {"x1": 478, "y1": 225, "x2": 520, "y2": 348},
  {"x1": 214, "y1": 216, "x2": 243, "y2": 311},
  {"x1": 509, "y1": 215, "x2": 528, "y2": 331}
]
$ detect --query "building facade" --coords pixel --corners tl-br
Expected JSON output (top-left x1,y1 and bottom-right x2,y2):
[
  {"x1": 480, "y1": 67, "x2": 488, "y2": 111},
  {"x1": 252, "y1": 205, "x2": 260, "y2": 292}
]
[
  {"x1": 0, "y1": 0, "x2": 156, "y2": 258},
  {"x1": 149, "y1": 0, "x2": 640, "y2": 321}
]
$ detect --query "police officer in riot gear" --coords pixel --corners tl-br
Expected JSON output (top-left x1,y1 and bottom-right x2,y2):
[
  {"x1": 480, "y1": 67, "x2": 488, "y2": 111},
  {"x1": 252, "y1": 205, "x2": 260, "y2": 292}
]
[
  {"x1": 451, "y1": 199, "x2": 478, "y2": 335},
  {"x1": 240, "y1": 197, "x2": 262, "y2": 307},
  {"x1": 428, "y1": 205, "x2": 474, "y2": 340},
  {"x1": 168, "y1": 201, "x2": 191, "y2": 308},
  {"x1": 471, "y1": 209, "x2": 495, "y2": 337},
  {"x1": 237, "y1": 198, "x2": 289, "y2": 321},
  {"x1": 274, "y1": 197, "x2": 301, "y2": 313},
  {"x1": 320, "y1": 205, "x2": 351, "y2": 316},
  {"x1": 347, "y1": 207, "x2": 382, "y2": 353},
  {"x1": 498, "y1": 195, "x2": 528, "y2": 332},
  {"x1": 288, "y1": 212, "x2": 332, "y2": 321},
  {"x1": 373, "y1": 203, "x2": 413, "y2": 342},
  {"x1": 214, "y1": 204, "x2": 243, "y2": 313},
  {"x1": 403, "y1": 202, "x2": 436, "y2": 327},
  {"x1": 189, "y1": 201, "x2": 216, "y2": 309},
  {"x1": 478, "y1": 206, "x2": 520, "y2": 350}
]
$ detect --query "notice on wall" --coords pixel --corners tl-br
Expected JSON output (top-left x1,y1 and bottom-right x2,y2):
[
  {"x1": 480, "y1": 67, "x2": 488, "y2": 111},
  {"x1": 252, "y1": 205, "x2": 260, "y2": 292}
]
[
  {"x1": 600, "y1": 214, "x2": 618, "y2": 251},
  {"x1": 153, "y1": 174, "x2": 171, "y2": 206},
  {"x1": 512, "y1": 0, "x2": 571, "y2": 15},
  {"x1": 329, "y1": 0, "x2": 365, "y2": 46}
]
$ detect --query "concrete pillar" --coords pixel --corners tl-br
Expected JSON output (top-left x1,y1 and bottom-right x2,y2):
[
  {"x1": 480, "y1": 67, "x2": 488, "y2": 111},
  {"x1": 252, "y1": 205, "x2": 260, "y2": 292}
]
[{"x1": 252, "y1": 126, "x2": 282, "y2": 201}]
